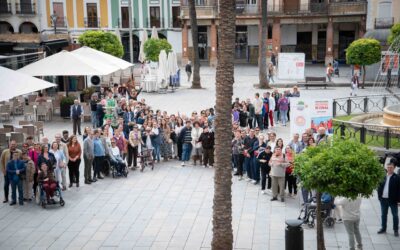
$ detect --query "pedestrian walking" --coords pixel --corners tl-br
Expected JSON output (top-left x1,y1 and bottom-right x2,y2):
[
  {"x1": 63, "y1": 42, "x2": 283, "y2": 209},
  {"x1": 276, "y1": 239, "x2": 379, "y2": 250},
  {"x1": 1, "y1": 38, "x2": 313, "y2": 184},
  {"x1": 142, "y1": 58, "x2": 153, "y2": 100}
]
[
  {"x1": 350, "y1": 75, "x2": 359, "y2": 96},
  {"x1": 185, "y1": 61, "x2": 192, "y2": 82},
  {"x1": 335, "y1": 197, "x2": 363, "y2": 250},
  {"x1": 326, "y1": 63, "x2": 334, "y2": 82}
]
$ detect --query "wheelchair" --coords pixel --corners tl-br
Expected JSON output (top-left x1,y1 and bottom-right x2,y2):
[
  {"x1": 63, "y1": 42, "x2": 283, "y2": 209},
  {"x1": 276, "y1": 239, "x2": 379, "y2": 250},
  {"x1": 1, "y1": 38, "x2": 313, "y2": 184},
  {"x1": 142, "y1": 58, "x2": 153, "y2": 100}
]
[
  {"x1": 36, "y1": 181, "x2": 65, "y2": 209},
  {"x1": 298, "y1": 198, "x2": 335, "y2": 228},
  {"x1": 108, "y1": 156, "x2": 129, "y2": 178}
]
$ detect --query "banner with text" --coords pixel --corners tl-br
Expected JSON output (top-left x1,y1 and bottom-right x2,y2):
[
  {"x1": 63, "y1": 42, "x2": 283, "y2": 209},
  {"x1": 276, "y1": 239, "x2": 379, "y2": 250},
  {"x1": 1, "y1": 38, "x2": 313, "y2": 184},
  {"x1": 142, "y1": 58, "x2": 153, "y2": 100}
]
[{"x1": 290, "y1": 98, "x2": 333, "y2": 137}]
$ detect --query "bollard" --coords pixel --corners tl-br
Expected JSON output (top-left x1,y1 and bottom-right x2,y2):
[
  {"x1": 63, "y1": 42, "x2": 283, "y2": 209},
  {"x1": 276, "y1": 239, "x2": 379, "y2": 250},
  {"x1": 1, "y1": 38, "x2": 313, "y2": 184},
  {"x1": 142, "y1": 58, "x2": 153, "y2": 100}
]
[{"x1": 285, "y1": 219, "x2": 304, "y2": 250}]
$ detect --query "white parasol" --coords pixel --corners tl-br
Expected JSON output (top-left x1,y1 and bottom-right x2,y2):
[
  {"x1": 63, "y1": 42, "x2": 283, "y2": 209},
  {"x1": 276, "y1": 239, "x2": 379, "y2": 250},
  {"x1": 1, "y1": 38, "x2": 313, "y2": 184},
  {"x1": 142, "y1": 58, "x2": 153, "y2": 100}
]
[
  {"x1": 138, "y1": 30, "x2": 148, "y2": 63},
  {"x1": 157, "y1": 50, "x2": 169, "y2": 88},
  {"x1": 151, "y1": 26, "x2": 159, "y2": 39},
  {"x1": 167, "y1": 51, "x2": 178, "y2": 78}
]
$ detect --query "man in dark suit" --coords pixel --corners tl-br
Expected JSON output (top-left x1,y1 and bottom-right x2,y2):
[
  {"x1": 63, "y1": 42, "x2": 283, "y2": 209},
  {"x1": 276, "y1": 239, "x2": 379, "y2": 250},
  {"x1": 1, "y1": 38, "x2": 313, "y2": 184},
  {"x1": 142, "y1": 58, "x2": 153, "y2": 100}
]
[
  {"x1": 377, "y1": 162, "x2": 400, "y2": 237},
  {"x1": 70, "y1": 99, "x2": 83, "y2": 135}
]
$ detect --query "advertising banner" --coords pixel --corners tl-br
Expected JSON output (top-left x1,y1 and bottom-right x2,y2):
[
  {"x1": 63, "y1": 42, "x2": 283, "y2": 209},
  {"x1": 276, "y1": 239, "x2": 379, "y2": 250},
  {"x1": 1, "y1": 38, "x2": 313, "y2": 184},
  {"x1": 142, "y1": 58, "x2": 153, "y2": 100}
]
[
  {"x1": 290, "y1": 98, "x2": 333, "y2": 137},
  {"x1": 277, "y1": 53, "x2": 305, "y2": 80},
  {"x1": 380, "y1": 51, "x2": 399, "y2": 76}
]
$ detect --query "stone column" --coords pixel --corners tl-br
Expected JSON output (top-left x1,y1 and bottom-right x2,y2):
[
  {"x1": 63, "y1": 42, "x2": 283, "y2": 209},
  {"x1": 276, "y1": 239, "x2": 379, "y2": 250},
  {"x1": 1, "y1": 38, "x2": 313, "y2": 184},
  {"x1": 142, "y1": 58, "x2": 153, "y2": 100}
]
[
  {"x1": 272, "y1": 18, "x2": 281, "y2": 54},
  {"x1": 182, "y1": 21, "x2": 189, "y2": 65},
  {"x1": 210, "y1": 20, "x2": 218, "y2": 67},
  {"x1": 325, "y1": 18, "x2": 334, "y2": 65}
]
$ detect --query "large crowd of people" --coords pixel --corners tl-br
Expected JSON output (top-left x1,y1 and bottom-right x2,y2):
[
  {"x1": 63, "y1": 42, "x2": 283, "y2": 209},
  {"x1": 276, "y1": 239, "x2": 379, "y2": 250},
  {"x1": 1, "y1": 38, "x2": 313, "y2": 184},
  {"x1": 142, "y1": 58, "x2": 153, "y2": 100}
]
[{"x1": 1, "y1": 82, "x2": 399, "y2": 248}]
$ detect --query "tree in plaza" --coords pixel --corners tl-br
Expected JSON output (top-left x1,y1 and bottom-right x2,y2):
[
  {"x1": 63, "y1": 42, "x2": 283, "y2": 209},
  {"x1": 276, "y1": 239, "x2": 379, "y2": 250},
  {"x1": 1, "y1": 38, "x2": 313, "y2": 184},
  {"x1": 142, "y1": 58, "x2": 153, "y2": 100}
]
[
  {"x1": 143, "y1": 38, "x2": 172, "y2": 62},
  {"x1": 346, "y1": 38, "x2": 381, "y2": 89},
  {"x1": 78, "y1": 30, "x2": 124, "y2": 58},
  {"x1": 258, "y1": 0, "x2": 269, "y2": 88},
  {"x1": 294, "y1": 139, "x2": 384, "y2": 250},
  {"x1": 388, "y1": 23, "x2": 400, "y2": 50},
  {"x1": 211, "y1": 0, "x2": 235, "y2": 249},
  {"x1": 188, "y1": 0, "x2": 202, "y2": 89}
]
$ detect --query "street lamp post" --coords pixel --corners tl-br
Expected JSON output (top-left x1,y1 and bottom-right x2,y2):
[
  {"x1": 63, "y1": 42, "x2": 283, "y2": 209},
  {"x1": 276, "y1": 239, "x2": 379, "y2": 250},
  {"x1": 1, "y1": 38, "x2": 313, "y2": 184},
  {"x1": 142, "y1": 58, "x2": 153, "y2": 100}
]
[{"x1": 50, "y1": 12, "x2": 58, "y2": 34}]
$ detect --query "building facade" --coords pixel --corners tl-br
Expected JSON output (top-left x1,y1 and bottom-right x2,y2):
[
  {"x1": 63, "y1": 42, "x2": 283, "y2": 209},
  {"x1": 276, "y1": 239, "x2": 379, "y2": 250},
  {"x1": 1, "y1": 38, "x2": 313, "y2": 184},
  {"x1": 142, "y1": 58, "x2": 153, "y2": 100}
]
[
  {"x1": 365, "y1": 0, "x2": 399, "y2": 47},
  {"x1": 0, "y1": 0, "x2": 46, "y2": 58},
  {"x1": 181, "y1": 0, "x2": 368, "y2": 66},
  {"x1": 109, "y1": 0, "x2": 182, "y2": 63}
]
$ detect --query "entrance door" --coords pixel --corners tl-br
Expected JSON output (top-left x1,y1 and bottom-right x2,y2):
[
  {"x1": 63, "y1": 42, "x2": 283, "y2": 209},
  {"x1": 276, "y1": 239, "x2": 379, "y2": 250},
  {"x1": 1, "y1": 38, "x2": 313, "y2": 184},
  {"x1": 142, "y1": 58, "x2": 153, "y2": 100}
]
[
  {"x1": 317, "y1": 31, "x2": 326, "y2": 62},
  {"x1": 86, "y1": 3, "x2": 98, "y2": 28},
  {"x1": 296, "y1": 32, "x2": 312, "y2": 61},
  {"x1": 235, "y1": 26, "x2": 248, "y2": 60},
  {"x1": 198, "y1": 26, "x2": 208, "y2": 60},
  {"x1": 121, "y1": 34, "x2": 139, "y2": 62},
  {"x1": 339, "y1": 31, "x2": 355, "y2": 61},
  {"x1": 121, "y1": 7, "x2": 129, "y2": 28},
  {"x1": 53, "y1": 2, "x2": 65, "y2": 27}
]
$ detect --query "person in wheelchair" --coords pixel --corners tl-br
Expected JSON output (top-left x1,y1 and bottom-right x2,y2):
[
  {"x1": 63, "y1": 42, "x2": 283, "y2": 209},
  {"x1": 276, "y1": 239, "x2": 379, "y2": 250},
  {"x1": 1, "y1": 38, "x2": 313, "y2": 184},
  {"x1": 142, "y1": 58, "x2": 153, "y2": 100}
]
[
  {"x1": 301, "y1": 192, "x2": 334, "y2": 224},
  {"x1": 38, "y1": 162, "x2": 57, "y2": 204},
  {"x1": 110, "y1": 139, "x2": 126, "y2": 176}
]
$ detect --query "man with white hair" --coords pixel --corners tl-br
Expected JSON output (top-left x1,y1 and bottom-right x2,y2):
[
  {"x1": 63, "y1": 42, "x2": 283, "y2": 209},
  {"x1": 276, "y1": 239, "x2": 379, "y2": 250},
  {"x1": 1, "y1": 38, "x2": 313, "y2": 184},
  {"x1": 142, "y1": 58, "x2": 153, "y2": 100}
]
[
  {"x1": 70, "y1": 99, "x2": 83, "y2": 135},
  {"x1": 315, "y1": 127, "x2": 328, "y2": 145}
]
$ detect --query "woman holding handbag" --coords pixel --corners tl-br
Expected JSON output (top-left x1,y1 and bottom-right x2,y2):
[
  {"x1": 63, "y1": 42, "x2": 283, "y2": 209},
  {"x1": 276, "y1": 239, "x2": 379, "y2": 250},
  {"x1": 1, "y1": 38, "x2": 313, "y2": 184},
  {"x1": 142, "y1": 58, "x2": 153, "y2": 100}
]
[{"x1": 284, "y1": 146, "x2": 297, "y2": 198}]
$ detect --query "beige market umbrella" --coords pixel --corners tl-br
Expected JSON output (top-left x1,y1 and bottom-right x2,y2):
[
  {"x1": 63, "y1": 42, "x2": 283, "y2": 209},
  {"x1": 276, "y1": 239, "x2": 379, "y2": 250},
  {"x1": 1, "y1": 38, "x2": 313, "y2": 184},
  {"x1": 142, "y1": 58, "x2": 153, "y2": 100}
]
[
  {"x1": 138, "y1": 30, "x2": 148, "y2": 63},
  {"x1": 151, "y1": 26, "x2": 159, "y2": 39}
]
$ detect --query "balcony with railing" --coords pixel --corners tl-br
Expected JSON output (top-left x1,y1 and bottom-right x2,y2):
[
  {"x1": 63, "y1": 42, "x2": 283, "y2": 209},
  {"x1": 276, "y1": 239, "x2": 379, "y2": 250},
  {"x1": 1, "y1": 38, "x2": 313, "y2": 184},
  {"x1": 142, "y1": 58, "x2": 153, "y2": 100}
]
[
  {"x1": 236, "y1": 4, "x2": 259, "y2": 16},
  {"x1": 328, "y1": 0, "x2": 367, "y2": 16},
  {"x1": 145, "y1": 18, "x2": 165, "y2": 29},
  {"x1": 84, "y1": 17, "x2": 100, "y2": 28},
  {"x1": 51, "y1": 17, "x2": 68, "y2": 28},
  {"x1": 117, "y1": 18, "x2": 137, "y2": 29},
  {"x1": 266, "y1": 3, "x2": 327, "y2": 16},
  {"x1": 181, "y1": 0, "x2": 218, "y2": 19},
  {"x1": 0, "y1": 2, "x2": 12, "y2": 15},
  {"x1": 374, "y1": 17, "x2": 394, "y2": 29},
  {"x1": 15, "y1": 2, "x2": 36, "y2": 15}
]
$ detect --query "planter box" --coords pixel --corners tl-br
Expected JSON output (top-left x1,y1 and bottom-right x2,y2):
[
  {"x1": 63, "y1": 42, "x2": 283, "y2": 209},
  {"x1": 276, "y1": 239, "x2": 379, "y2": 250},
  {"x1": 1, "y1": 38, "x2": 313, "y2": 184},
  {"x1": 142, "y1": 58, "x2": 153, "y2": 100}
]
[{"x1": 60, "y1": 104, "x2": 71, "y2": 118}]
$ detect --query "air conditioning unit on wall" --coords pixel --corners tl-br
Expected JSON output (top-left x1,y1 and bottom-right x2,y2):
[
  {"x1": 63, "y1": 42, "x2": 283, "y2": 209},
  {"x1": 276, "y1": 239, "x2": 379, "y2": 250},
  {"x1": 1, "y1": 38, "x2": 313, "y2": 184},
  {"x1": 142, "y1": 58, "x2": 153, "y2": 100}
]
[{"x1": 87, "y1": 75, "x2": 101, "y2": 88}]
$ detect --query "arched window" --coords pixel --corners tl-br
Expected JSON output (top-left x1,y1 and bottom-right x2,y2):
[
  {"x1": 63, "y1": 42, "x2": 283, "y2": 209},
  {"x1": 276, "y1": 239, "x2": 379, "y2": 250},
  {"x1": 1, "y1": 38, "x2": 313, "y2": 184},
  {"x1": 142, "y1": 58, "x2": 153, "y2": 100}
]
[
  {"x1": 0, "y1": 21, "x2": 14, "y2": 34},
  {"x1": 19, "y1": 22, "x2": 38, "y2": 34}
]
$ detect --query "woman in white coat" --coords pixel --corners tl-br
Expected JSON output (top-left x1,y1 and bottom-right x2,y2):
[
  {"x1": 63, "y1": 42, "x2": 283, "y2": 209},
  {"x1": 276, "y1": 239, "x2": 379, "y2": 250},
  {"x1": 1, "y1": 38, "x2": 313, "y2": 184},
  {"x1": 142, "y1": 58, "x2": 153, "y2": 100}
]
[{"x1": 191, "y1": 121, "x2": 203, "y2": 166}]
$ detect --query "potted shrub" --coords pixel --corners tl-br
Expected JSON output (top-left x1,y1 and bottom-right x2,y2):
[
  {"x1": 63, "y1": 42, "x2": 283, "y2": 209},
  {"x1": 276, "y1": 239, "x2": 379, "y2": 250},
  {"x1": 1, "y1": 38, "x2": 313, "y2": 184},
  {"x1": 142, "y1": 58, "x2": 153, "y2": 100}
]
[
  {"x1": 60, "y1": 95, "x2": 75, "y2": 118},
  {"x1": 81, "y1": 87, "x2": 96, "y2": 103}
]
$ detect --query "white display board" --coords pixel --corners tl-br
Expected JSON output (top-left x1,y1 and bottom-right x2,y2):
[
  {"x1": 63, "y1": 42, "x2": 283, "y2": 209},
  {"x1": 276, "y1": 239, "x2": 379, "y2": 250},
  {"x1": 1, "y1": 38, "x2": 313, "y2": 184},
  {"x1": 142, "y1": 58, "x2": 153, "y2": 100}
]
[
  {"x1": 277, "y1": 53, "x2": 305, "y2": 80},
  {"x1": 290, "y1": 98, "x2": 333, "y2": 137}
]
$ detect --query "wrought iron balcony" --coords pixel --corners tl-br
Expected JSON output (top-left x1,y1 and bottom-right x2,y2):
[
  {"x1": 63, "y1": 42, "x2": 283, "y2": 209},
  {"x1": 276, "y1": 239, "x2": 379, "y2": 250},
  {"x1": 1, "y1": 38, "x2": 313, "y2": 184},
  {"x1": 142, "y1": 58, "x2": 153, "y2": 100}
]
[
  {"x1": 374, "y1": 17, "x2": 394, "y2": 29},
  {"x1": 181, "y1": 0, "x2": 217, "y2": 19},
  {"x1": 236, "y1": 4, "x2": 259, "y2": 16},
  {"x1": 117, "y1": 18, "x2": 137, "y2": 29},
  {"x1": 84, "y1": 17, "x2": 100, "y2": 28},
  {"x1": 51, "y1": 17, "x2": 68, "y2": 28},
  {"x1": 328, "y1": 0, "x2": 367, "y2": 16},
  {"x1": 0, "y1": 2, "x2": 12, "y2": 14},
  {"x1": 15, "y1": 2, "x2": 36, "y2": 15},
  {"x1": 266, "y1": 3, "x2": 328, "y2": 16},
  {"x1": 145, "y1": 18, "x2": 165, "y2": 29}
]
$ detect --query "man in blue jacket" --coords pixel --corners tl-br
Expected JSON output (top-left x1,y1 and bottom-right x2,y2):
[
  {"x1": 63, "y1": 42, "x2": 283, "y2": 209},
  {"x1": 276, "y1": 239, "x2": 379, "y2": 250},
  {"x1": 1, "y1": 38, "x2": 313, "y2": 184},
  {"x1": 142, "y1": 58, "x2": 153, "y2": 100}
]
[
  {"x1": 6, "y1": 151, "x2": 26, "y2": 206},
  {"x1": 377, "y1": 162, "x2": 400, "y2": 237}
]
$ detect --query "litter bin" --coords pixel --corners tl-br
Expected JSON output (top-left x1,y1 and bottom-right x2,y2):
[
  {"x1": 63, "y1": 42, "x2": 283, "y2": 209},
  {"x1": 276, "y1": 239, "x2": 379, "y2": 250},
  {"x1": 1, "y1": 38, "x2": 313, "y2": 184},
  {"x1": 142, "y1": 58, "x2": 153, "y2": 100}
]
[{"x1": 285, "y1": 219, "x2": 303, "y2": 250}]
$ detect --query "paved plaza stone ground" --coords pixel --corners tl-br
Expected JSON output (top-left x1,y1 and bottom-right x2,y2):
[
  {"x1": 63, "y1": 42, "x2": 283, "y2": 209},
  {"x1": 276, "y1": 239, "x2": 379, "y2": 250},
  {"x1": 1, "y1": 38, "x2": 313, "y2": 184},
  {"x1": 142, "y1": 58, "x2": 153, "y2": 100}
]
[{"x1": 0, "y1": 65, "x2": 399, "y2": 249}]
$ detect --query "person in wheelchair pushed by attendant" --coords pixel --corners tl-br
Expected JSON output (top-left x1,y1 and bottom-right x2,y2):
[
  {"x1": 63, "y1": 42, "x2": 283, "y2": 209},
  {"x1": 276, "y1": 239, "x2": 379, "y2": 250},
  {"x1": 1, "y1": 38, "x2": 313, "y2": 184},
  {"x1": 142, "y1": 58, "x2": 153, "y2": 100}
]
[{"x1": 38, "y1": 162, "x2": 57, "y2": 204}]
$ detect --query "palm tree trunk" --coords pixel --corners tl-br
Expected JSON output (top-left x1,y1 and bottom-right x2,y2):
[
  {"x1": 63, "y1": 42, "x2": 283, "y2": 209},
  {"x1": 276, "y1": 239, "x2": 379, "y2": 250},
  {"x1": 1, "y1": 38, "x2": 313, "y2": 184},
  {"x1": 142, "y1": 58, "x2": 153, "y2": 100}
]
[
  {"x1": 188, "y1": 0, "x2": 201, "y2": 88},
  {"x1": 258, "y1": 0, "x2": 269, "y2": 88},
  {"x1": 316, "y1": 192, "x2": 326, "y2": 250},
  {"x1": 211, "y1": 0, "x2": 235, "y2": 249}
]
